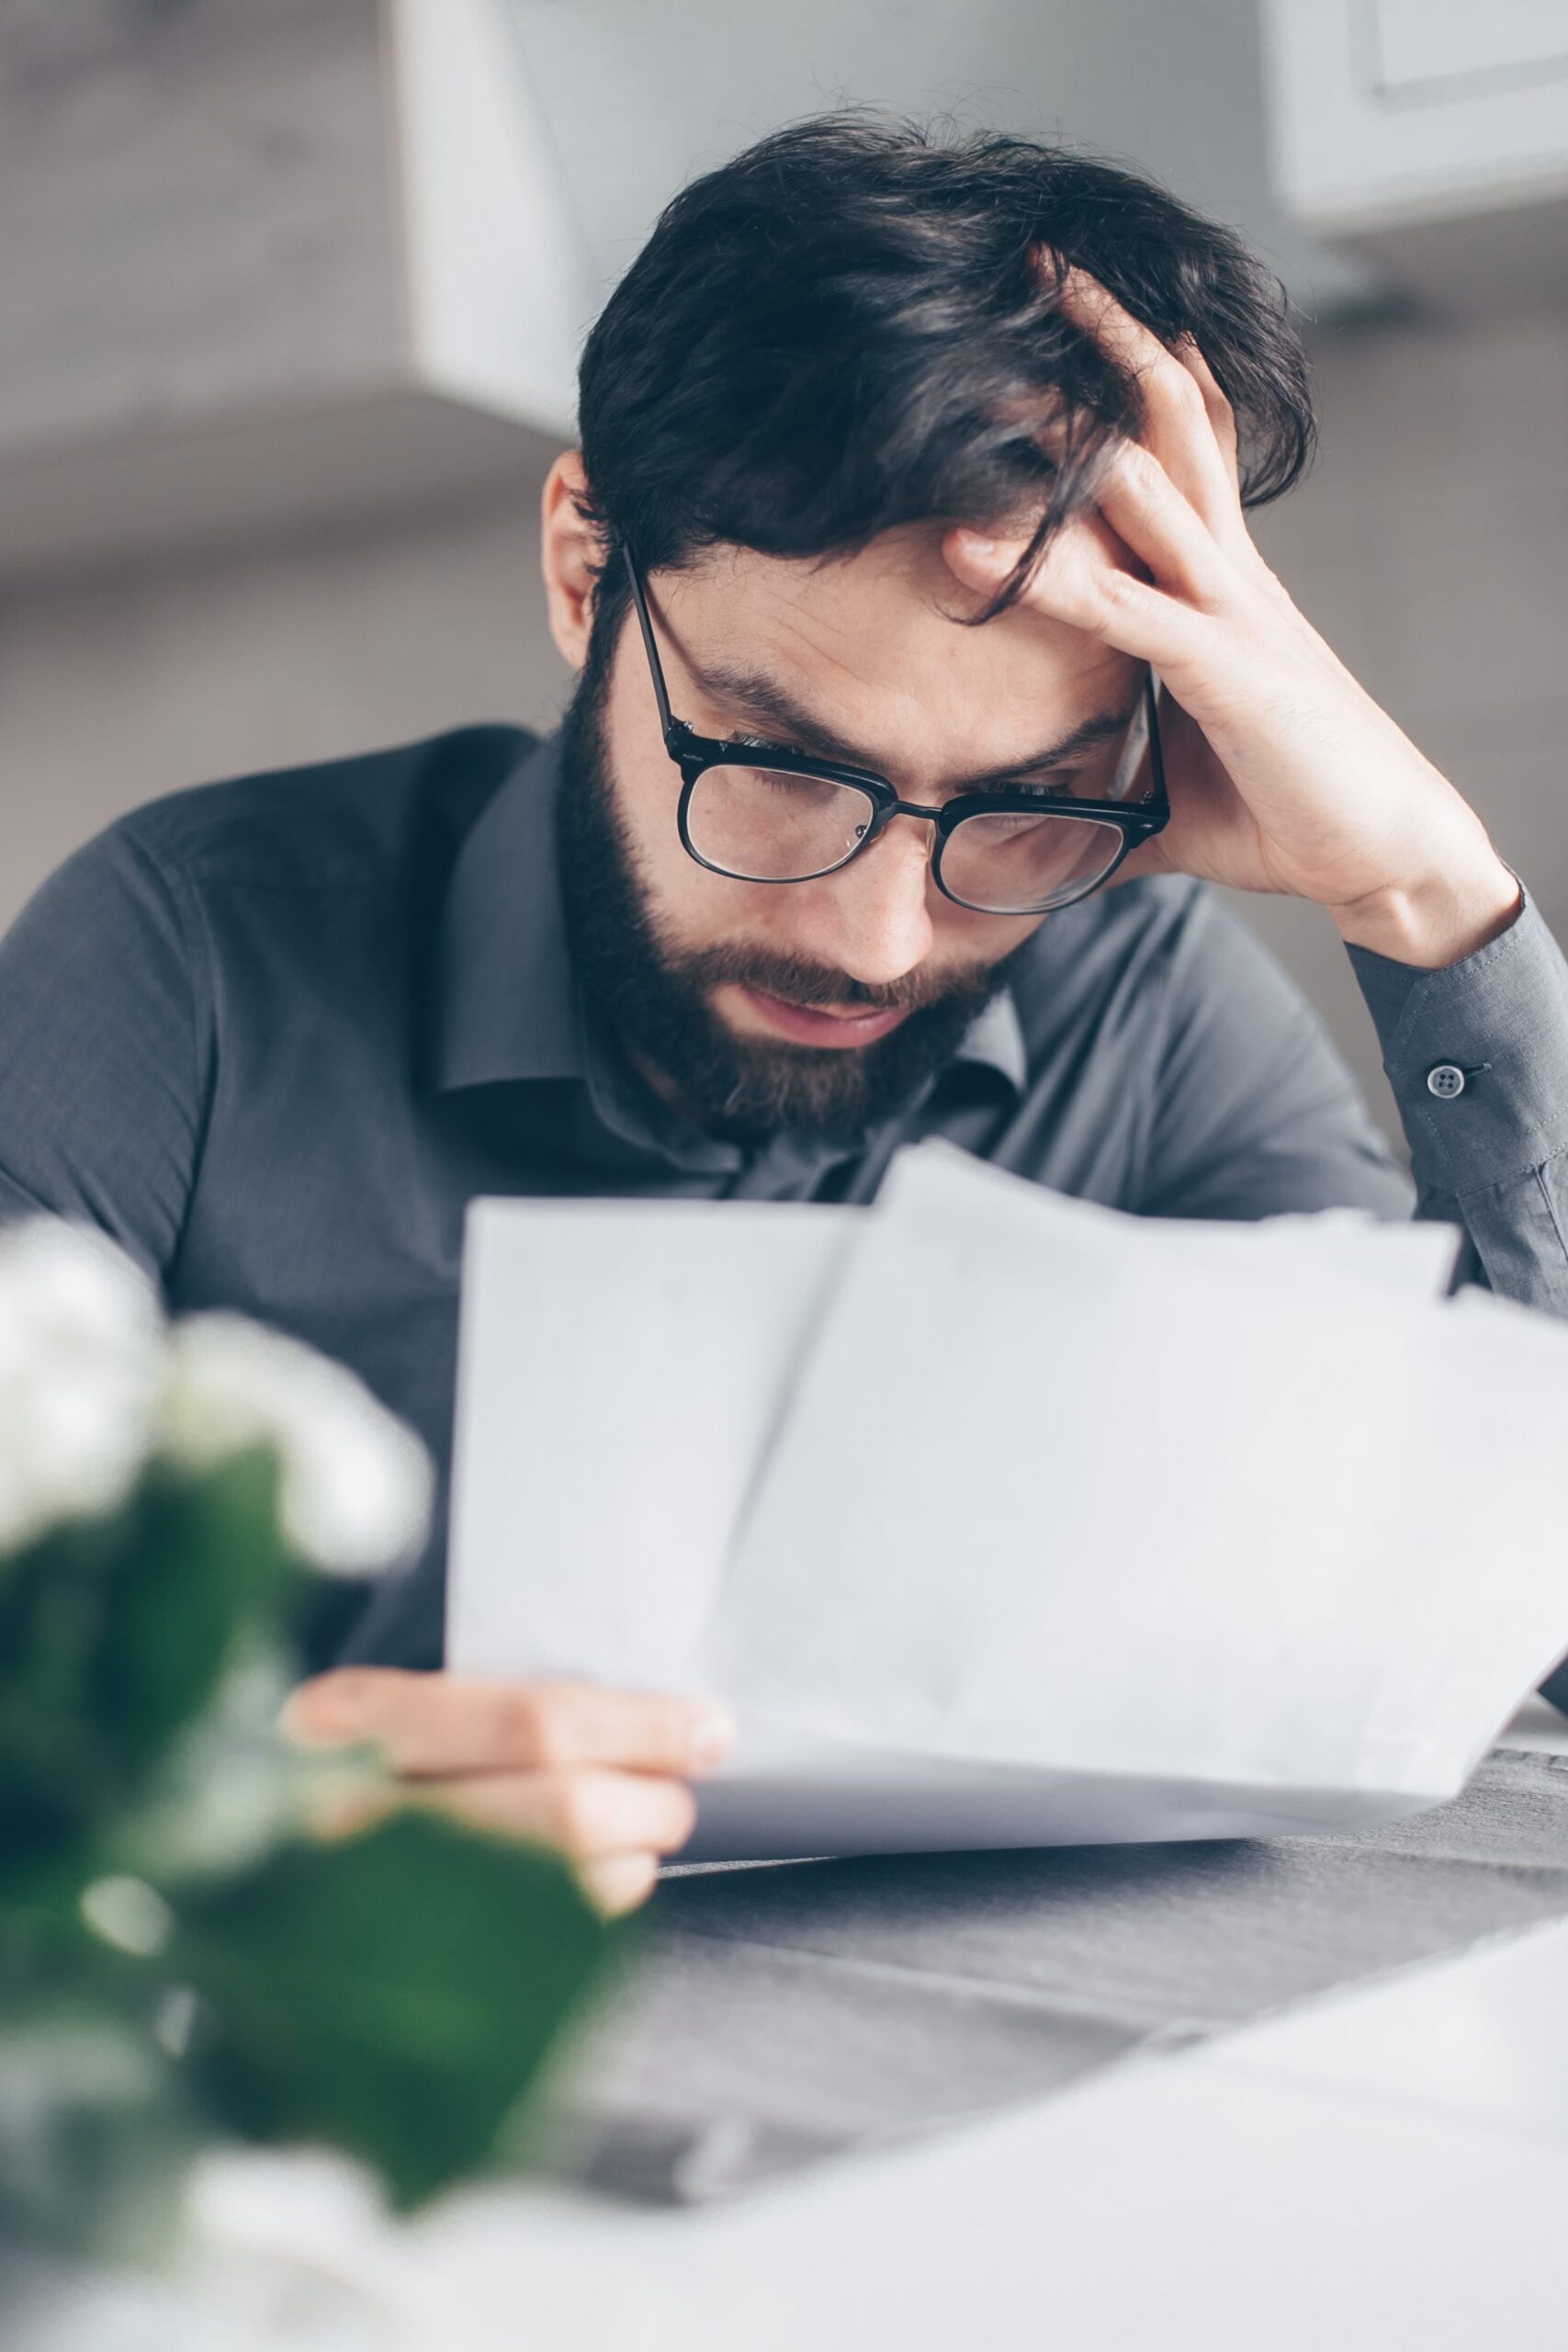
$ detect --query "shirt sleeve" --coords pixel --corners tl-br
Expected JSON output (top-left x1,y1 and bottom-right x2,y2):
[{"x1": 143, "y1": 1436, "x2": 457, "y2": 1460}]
[
  {"x1": 1139, "y1": 891, "x2": 1415, "y2": 1225},
  {"x1": 0, "y1": 822, "x2": 210, "y2": 1283},
  {"x1": 1346, "y1": 888, "x2": 1568, "y2": 1319}
]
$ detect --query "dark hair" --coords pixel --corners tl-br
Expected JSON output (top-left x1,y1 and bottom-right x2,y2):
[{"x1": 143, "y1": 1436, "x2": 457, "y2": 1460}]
[{"x1": 574, "y1": 110, "x2": 1314, "y2": 639}]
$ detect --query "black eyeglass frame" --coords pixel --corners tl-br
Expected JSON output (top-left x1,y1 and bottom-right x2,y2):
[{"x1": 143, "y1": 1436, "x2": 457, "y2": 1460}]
[{"x1": 620, "y1": 540, "x2": 1169, "y2": 917}]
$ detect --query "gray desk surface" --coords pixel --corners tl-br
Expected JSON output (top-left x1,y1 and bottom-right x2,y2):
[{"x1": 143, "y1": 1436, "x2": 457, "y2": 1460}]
[
  {"x1": 19, "y1": 1705, "x2": 1568, "y2": 2352},
  {"x1": 558, "y1": 1726, "x2": 1568, "y2": 2202}
]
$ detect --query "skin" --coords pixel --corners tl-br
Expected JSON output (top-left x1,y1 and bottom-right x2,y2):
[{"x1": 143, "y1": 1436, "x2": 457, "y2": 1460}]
[
  {"x1": 286, "y1": 268, "x2": 1520, "y2": 1912},
  {"x1": 582, "y1": 518, "x2": 1140, "y2": 1068}
]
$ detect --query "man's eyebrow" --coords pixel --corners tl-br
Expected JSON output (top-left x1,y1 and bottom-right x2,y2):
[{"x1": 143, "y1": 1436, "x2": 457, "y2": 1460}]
[{"x1": 682, "y1": 658, "x2": 1138, "y2": 792}]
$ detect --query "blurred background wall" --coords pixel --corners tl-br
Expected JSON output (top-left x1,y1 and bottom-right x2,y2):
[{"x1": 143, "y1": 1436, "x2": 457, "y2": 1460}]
[{"x1": 4, "y1": 0, "x2": 1567, "y2": 1145}]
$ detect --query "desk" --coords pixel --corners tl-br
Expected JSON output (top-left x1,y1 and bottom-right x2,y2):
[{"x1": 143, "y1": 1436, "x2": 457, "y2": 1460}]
[
  {"x1": 176, "y1": 1701, "x2": 1568, "y2": 2352},
  {"x1": 15, "y1": 1706, "x2": 1567, "y2": 2351}
]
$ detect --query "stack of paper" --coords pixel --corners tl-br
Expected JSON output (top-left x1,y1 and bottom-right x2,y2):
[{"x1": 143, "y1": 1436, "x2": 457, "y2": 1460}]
[{"x1": 447, "y1": 1142, "x2": 1568, "y2": 1860}]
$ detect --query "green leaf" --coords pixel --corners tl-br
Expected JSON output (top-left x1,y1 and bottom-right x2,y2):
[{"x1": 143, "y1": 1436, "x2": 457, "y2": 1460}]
[
  {"x1": 97, "y1": 1453, "x2": 292, "y2": 1757},
  {"x1": 0, "y1": 1454, "x2": 297, "y2": 1868},
  {"x1": 168, "y1": 1813, "x2": 610, "y2": 2208}
]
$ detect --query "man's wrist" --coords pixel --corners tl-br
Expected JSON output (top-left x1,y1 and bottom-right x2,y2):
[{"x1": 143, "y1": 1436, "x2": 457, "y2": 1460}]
[
  {"x1": 1345, "y1": 878, "x2": 1568, "y2": 1214},
  {"x1": 1327, "y1": 849, "x2": 1523, "y2": 972}
]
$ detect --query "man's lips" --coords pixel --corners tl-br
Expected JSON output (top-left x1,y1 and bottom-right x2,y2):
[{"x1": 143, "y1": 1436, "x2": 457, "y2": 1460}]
[{"x1": 737, "y1": 985, "x2": 912, "y2": 1048}]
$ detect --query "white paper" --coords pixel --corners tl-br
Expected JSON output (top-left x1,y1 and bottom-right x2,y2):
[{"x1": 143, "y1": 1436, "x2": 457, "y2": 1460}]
[
  {"x1": 447, "y1": 1146, "x2": 1568, "y2": 1860},
  {"x1": 447, "y1": 1195, "x2": 852, "y2": 1690},
  {"x1": 711, "y1": 1145, "x2": 1568, "y2": 1831}
]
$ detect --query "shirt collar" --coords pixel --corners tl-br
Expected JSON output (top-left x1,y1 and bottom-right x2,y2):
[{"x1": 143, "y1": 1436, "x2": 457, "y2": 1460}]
[
  {"x1": 432, "y1": 723, "x2": 1028, "y2": 1104},
  {"x1": 433, "y1": 729, "x2": 582, "y2": 1091},
  {"x1": 955, "y1": 984, "x2": 1028, "y2": 1092}
]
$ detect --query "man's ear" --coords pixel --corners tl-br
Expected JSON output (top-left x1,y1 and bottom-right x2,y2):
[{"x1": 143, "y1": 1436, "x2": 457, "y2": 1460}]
[{"x1": 540, "y1": 450, "x2": 605, "y2": 672}]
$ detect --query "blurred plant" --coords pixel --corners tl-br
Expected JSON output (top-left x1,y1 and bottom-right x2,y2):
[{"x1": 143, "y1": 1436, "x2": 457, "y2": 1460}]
[{"x1": 0, "y1": 1219, "x2": 608, "y2": 2265}]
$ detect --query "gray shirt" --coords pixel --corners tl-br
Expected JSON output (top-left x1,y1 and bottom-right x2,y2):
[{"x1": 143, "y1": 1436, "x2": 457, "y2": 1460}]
[{"x1": 4, "y1": 723, "x2": 1567, "y2": 1679}]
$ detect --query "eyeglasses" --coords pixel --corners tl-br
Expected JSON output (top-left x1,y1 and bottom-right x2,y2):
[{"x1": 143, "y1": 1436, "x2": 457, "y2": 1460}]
[{"x1": 620, "y1": 541, "x2": 1168, "y2": 918}]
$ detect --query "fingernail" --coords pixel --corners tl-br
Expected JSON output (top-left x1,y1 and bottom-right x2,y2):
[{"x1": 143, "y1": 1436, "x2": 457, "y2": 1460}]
[
  {"x1": 948, "y1": 530, "x2": 1012, "y2": 581},
  {"x1": 687, "y1": 1704, "x2": 735, "y2": 1776}
]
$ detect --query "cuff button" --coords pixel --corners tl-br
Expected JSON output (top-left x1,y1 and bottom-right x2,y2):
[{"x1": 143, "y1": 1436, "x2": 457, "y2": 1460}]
[{"x1": 1427, "y1": 1062, "x2": 1467, "y2": 1100}]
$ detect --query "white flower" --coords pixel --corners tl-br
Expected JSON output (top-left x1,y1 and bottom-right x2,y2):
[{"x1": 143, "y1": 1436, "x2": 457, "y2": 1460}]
[
  {"x1": 0, "y1": 1219, "x2": 164, "y2": 1553},
  {"x1": 159, "y1": 1315, "x2": 433, "y2": 1575},
  {"x1": 0, "y1": 1217, "x2": 432, "y2": 1577}
]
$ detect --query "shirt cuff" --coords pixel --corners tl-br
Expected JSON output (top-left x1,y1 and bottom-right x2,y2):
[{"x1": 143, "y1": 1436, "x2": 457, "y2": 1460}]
[{"x1": 1346, "y1": 886, "x2": 1568, "y2": 1200}]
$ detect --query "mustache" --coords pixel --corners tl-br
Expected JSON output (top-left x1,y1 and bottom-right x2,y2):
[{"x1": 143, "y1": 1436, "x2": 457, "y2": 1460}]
[{"x1": 670, "y1": 941, "x2": 995, "y2": 1018}]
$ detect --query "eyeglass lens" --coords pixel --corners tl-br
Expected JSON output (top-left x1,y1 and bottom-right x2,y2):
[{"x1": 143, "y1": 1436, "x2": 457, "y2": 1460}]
[
  {"x1": 939, "y1": 807, "x2": 1126, "y2": 913},
  {"x1": 683, "y1": 764, "x2": 876, "y2": 884}
]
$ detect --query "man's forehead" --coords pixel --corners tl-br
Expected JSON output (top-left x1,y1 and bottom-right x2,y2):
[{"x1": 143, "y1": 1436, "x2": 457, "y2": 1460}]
[{"x1": 656, "y1": 526, "x2": 1133, "y2": 763}]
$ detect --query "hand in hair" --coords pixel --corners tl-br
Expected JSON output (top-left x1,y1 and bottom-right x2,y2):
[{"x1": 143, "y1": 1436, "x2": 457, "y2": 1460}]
[{"x1": 943, "y1": 268, "x2": 1519, "y2": 972}]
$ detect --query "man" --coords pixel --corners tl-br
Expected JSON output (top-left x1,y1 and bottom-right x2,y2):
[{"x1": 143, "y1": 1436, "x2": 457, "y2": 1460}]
[{"x1": 4, "y1": 118, "x2": 1567, "y2": 1912}]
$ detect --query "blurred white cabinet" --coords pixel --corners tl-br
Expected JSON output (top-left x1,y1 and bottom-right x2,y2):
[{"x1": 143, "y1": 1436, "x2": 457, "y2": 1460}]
[
  {"x1": 1375, "y1": 5, "x2": 1568, "y2": 99},
  {"x1": 1265, "y1": 1, "x2": 1568, "y2": 227},
  {"x1": 0, "y1": 0, "x2": 589, "y2": 582}
]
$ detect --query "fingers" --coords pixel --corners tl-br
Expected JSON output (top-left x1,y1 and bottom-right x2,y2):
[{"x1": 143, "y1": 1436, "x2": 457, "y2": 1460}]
[
  {"x1": 1044, "y1": 264, "x2": 1248, "y2": 551},
  {"x1": 943, "y1": 256, "x2": 1268, "y2": 653},
  {"x1": 946, "y1": 441, "x2": 1224, "y2": 673},
  {"x1": 1174, "y1": 335, "x2": 1241, "y2": 488},
  {"x1": 1089, "y1": 443, "x2": 1234, "y2": 611},
  {"x1": 284, "y1": 1671, "x2": 715, "y2": 1923},
  {"x1": 283, "y1": 1668, "x2": 734, "y2": 1781},
  {"x1": 422, "y1": 1766, "x2": 696, "y2": 1858},
  {"x1": 580, "y1": 1854, "x2": 661, "y2": 1917}
]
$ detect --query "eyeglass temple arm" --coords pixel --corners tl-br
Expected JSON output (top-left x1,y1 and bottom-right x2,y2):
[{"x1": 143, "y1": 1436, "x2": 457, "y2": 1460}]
[
  {"x1": 1142, "y1": 669, "x2": 1169, "y2": 814},
  {"x1": 620, "y1": 541, "x2": 681, "y2": 749}
]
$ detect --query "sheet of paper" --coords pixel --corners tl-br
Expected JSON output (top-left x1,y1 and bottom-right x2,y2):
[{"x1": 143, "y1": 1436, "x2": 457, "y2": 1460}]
[
  {"x1": 446, "y1": 1195, "x2": 852, "y2": 1690},
  {"x1": 712, "y1": 1145, "x2": 1568, "y2": 1813},
  {"x1": 1145, "y1": 1201, "x2": 1462, "y2": 1295},
  {"x1": 446, "y1": 1147, "x2": 1568, "y2": 1860},
  {"x1": 678, "y1": 1712, "x2": 1434, "y2": 1862}
]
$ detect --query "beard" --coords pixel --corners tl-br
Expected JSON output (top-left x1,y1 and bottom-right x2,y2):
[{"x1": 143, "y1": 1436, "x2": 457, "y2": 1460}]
[{"x1": 554, "y1": 638, "x2": 1021, "y2": 1145}]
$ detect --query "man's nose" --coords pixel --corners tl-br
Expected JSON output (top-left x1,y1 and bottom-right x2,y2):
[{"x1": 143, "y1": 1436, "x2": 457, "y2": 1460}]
[{"x1": 784, "y1": 818, "x2": 937, "y2": 987}]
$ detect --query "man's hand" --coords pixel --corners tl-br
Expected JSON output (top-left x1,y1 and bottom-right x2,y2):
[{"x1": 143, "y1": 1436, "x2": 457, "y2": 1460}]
[
  {"x1": 942, "y1": 266, "x2": 1522, "y2": 970},
  {"x1": 281, "y1": 1669, "x2": 733, "y2": 1915}
]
